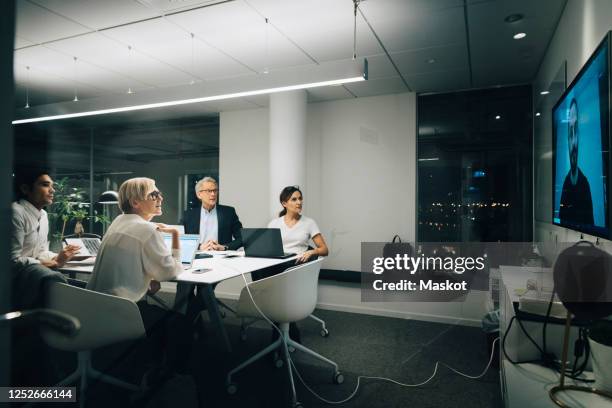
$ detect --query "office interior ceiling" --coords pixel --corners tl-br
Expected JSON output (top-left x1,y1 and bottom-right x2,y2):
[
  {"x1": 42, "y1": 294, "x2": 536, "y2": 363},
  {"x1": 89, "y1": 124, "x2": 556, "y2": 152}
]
[{"x1": 13, "y1": 0, "x2": 567, "y2": 119}]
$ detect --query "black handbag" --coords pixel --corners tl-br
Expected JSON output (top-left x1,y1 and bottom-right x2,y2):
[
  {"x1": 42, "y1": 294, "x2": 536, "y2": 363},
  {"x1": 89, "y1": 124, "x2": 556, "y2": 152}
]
[{"x1": 383, "y1": 235, "x2": 413, "y2": 259}]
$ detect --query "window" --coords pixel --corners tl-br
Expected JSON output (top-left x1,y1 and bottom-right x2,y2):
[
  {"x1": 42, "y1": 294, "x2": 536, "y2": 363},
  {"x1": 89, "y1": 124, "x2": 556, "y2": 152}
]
[
  {"x1": 13, "y1": 115, "x2": 219, "y2": 238},
  {"x1": 417, "y1": 86, "x2": 533, "y2": 242}
]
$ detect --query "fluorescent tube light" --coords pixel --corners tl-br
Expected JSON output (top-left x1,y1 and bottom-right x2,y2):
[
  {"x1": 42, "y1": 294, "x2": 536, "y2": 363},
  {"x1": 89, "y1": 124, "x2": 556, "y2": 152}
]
[{"x1": 13, "y1": 59, "x2": 368, "y2": 125}]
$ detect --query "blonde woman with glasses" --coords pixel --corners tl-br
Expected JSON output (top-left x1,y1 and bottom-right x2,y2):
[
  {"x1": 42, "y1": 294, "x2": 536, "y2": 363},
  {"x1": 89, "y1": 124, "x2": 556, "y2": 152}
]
[{"x1": 87, "y1": 177, "x2": 191, "y2": 379}]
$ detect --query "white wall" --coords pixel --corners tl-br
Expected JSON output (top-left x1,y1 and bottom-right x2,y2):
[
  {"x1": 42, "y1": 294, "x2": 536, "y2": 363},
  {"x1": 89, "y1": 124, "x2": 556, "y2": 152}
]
[
  {"x1": 220, "y1": 93, "x2": 417, "y2": 271},
  {"x1": 534, "y1": 0, "x2": 612, "y2": 245},
  {"x1": 219, "y1": 108, "x2": 270, "y2": 227},
  {"x1": 308, "y1": 93, "x2": 417, "y2": 271},
  {"x1": 215, "y1": 92, "x2": 487, "y2": 326}
]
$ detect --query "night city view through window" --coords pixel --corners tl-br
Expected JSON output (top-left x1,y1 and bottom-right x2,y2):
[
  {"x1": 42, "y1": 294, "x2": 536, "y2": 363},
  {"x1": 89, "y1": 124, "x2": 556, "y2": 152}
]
[{"x1": 417, "y1": 86, "x2": 533, "y2": 242}]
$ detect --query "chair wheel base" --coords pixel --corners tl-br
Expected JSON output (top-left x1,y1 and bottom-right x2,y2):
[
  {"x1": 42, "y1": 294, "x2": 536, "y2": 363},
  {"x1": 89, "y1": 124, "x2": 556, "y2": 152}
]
[
  {"x1": 275, "y1": 358, "x2": 284, "y2": 368},
  {"x1": 227, "y1": 383, "x2": 237, "y2": 395},
  {"x1": 334, "y1": 372, "x2": 344, "y2": 384},
  {"x1": 293, "y1": 402, "x2": 303, "y2": 408},
  {"x1": 320, "y1": 328, "x2": 329, "y2": 337}
]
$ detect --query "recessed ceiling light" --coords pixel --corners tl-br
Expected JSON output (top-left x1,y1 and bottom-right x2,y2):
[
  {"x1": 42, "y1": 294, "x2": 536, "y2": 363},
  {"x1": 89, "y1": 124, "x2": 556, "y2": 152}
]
[
  {"x1": 426, "y1": 58, "x2": 436, "y2": 64},
  {"x1": 504, "y1": 13, "x2": 524, "y2": 23},
  {"x1": 495, "y1": 115, "x2": 501, "y2": 120},
  {"x1": 540, "y1": 90, "x2": 550, "y2": 95},
  {"x1": 535, "y1": 112, "x2": 541, "y2": 116},
  {"x1": 513, "y1": 32, "x2": 527, "y2": 40}
]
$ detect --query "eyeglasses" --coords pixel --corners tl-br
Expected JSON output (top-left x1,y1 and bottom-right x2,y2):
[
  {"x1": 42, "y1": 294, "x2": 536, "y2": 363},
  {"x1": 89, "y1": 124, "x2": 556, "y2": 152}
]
[
  {"x1": 199, "y1": 189, "x2": 218, "y2": 195},
  {"x1": 146, "y1": 190, "x2": 163, "y2": 200}
]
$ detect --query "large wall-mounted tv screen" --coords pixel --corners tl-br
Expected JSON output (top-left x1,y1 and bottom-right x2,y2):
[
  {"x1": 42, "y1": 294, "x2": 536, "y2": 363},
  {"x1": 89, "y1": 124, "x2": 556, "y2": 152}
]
[{"x1": 552, "y1": 32, "x2": 610, "y2": 238}]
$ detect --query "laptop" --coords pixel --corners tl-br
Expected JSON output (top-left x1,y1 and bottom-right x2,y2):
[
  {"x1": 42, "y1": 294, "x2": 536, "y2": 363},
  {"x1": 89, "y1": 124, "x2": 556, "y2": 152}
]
[
  {"x1": 65, "y1": 237, "x2": 101, "y2": 257},
  {"x1": 241, "y1": 228, "x2": 295, "y2": 259},
  {"x1": 162, "y1": 233, "x2": 200, "y2": 269}
]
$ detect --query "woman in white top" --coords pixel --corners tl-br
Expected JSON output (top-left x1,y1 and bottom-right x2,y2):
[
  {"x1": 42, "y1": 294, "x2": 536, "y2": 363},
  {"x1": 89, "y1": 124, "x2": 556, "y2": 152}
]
[
  {"x1": 268, "y1": 185, "x2": 328, "y2": 264},
  {"x1": 88, "y1": 177, "x2": 182, "y2": 301},
  {"x1": 87, "y1": 177, "x2": 189, "y2": 377}
]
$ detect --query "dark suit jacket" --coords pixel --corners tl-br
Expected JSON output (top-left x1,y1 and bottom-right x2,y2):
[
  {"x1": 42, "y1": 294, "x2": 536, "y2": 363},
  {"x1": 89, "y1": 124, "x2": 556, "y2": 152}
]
[{"x1": 181, "y1": 204, "x2": 243, "y2": 250}]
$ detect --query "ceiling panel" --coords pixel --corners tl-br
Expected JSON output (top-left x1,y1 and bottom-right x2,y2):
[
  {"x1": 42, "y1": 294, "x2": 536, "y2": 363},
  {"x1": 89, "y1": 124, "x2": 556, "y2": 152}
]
[
  {"x1": 140, "y1": 0, "x2": 225, "y2": 14},
  {"x1": 15, "y1": 35, "x2": 35, "y2": 49},
  {"x1": 247, "y1": 0, "x2": 381, "y2": 62},
  {"x1": 359, "y1": 0, "x2": 466, "y2": 52},
  {"x1": 306, "y1": 85, "x2": 354, "y2": 103},
  {"x1": 16, "y1": 0, "x2": 90, "y2": 44},
  {"x1": 406, "y1": 69, "x2": 471, "y2": 94},
  {"x1": 43, "y1": 32, "x2": 193, "y2": 87},
  {"x1": 14, "y1": 50, "x2": 154, "y2": 107},
  {"x1": 209, "y1": 98, "x2": 262, "y2": 112},
  {"x1": 392, "y1": 44, "x2": 469, "y2": 78},
  {"x1": 14, "y1": 47, "x2": 109, "y2": 92},
  {"x1": 102, "y1": 18, "x2": 253, "y2": 81},
  {"x1": 468, "y1": 0, "x2": 566, "y2": 88},
  {"x1": 167, "y1": 0, "x2": 313, "y2": 72},
  {"x1": 12, "y1": 0, "x2": 568, "y2": 114},
  {"x1": 243, "y1": 94, "x2": 269, "y2": 107},
  {"x1": 29, "y1": 0, "x2": 158, "y2": 30},
  {"x1": 14, "y1": 81, "x2": 103, "y2": 107},
  {"x1": 344, "y1": 76, "x2": 408, "y2": 98}
]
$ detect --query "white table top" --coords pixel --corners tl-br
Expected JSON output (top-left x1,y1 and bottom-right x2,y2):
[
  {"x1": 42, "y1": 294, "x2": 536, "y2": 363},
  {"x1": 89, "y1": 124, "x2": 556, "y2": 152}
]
[
  {"x1": 499, "y1": 265, "x2": 553, "y2": 303},
  {"x1": 60, "y1": 251, "x2": 297, "y2": 284}
]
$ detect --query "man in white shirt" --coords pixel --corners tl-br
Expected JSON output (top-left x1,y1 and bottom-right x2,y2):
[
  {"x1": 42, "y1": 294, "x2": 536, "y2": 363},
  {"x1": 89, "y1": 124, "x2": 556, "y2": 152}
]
[{"x1": 11, "y1": 170, "x2": 81, "y2": 309}]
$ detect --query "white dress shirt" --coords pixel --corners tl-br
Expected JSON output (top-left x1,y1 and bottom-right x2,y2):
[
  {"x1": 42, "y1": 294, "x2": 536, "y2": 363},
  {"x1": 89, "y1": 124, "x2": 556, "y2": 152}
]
[
  {"x1": 87, "y1": 214, "x2": 182, "y2": 302},
  {"x1": 199, "y1": 205, "x2": 219, "y2": 244},
  {"x1": 11, "y1": 199, "x2": 56, "y2": 265},
  {"x1": 267, "y1": 216, "x2": 321, "y2": 254}
]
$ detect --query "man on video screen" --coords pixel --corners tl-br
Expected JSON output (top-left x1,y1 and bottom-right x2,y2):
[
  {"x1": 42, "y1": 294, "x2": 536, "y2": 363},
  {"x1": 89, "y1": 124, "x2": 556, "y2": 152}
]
[{"x1": 559, "y1": 97, "x2": 594, "y2": 225}]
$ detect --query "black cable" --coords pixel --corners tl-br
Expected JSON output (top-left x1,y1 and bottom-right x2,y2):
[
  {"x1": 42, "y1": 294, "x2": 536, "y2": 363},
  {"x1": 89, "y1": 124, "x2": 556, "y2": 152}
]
[
  {"x1": 504, "y1": 313, "x2": 594, "y2": 382},
  {"x1": 502, "y1": 316, "x2": 541, "y2": 365},
  {"x1": 541, "y1": 289, "x2": 556, "y2": 359}
]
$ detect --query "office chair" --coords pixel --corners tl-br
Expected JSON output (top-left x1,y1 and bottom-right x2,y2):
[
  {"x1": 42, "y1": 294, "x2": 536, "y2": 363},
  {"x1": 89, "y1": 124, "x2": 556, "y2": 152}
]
[
  {"x1": 41, "y1": 282, "x2": 146, "y2": 408},
  {"x1": 226, "y1": 258, "x2": 343, "y2": 408},
  {"x1": 0, "y1": 308, "x2": 80, "y2": 336}
]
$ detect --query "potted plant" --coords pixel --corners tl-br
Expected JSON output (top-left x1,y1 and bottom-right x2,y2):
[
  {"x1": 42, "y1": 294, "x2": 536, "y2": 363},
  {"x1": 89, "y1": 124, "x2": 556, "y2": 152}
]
[
  {"x1": 589, "y1": 319, "x2": 612, "y2": 392},
  {"x1": 46, "y1": 178, "x2": 110, "y2": 250}
]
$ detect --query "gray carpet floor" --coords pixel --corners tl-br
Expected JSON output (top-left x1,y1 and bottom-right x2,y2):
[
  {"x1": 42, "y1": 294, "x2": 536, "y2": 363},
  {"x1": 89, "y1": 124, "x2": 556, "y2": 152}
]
[
  {"x1": 27, "y1": 306, "x2": 503, "y2": 408},
  {"x1": 188, "y1": 307, "x2": 502, "y2": 408}
]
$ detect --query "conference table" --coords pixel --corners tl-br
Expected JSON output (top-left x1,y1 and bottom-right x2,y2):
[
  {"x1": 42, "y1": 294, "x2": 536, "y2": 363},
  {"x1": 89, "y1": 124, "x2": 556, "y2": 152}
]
[{"x1": 60, "y1": 251, "x2": 297, "y2": 352}]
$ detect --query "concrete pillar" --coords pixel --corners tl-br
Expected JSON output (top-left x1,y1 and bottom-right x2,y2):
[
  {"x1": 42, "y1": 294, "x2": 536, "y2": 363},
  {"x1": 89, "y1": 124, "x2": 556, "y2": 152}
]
[{"x1": 269, "y1": 90, "x2": 307, "y2": 217}]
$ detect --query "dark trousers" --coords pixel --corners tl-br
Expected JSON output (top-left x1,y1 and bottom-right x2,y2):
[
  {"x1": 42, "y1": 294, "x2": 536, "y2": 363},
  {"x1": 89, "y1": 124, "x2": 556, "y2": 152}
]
[{"x1": 136, "y1": 301, "x2": 193, "y2": 373}]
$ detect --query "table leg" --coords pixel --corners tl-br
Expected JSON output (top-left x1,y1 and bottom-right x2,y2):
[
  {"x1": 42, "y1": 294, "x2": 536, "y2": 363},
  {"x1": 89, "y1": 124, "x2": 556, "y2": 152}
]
[
  {"x1": 174, "y1": 282, "x2": 194, "y2": 314},
  {"x1": 199, "y1": 283, "x2": 232, "y2": 353}
]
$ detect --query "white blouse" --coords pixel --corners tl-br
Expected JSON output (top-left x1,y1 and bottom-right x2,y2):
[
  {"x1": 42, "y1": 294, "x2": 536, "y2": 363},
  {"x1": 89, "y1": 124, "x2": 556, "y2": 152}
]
[{"x1": 87, "y1": 214, "x2": 182, "y2": 302}]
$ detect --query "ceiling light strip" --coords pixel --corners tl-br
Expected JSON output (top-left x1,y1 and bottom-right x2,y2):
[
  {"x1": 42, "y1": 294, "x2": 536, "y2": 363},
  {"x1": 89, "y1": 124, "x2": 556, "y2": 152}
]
[{"x1": 12, "y1": 76, "x2": 365, "y2": 125}]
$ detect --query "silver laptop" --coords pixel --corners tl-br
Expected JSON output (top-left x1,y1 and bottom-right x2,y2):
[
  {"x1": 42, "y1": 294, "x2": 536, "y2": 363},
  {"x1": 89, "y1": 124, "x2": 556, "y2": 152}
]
[
  {"x1": 162, "y1": 233, "x2": 200, "y2": 269},
  {"x1": 65, "y1": 237, "x2": 101, "y2": 257}
]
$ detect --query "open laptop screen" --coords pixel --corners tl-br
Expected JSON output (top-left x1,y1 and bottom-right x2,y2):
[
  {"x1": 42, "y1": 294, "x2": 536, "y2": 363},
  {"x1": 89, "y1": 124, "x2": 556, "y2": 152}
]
[{"x1": 162, "y1": 233, "x2": 200, "y2": 264}]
